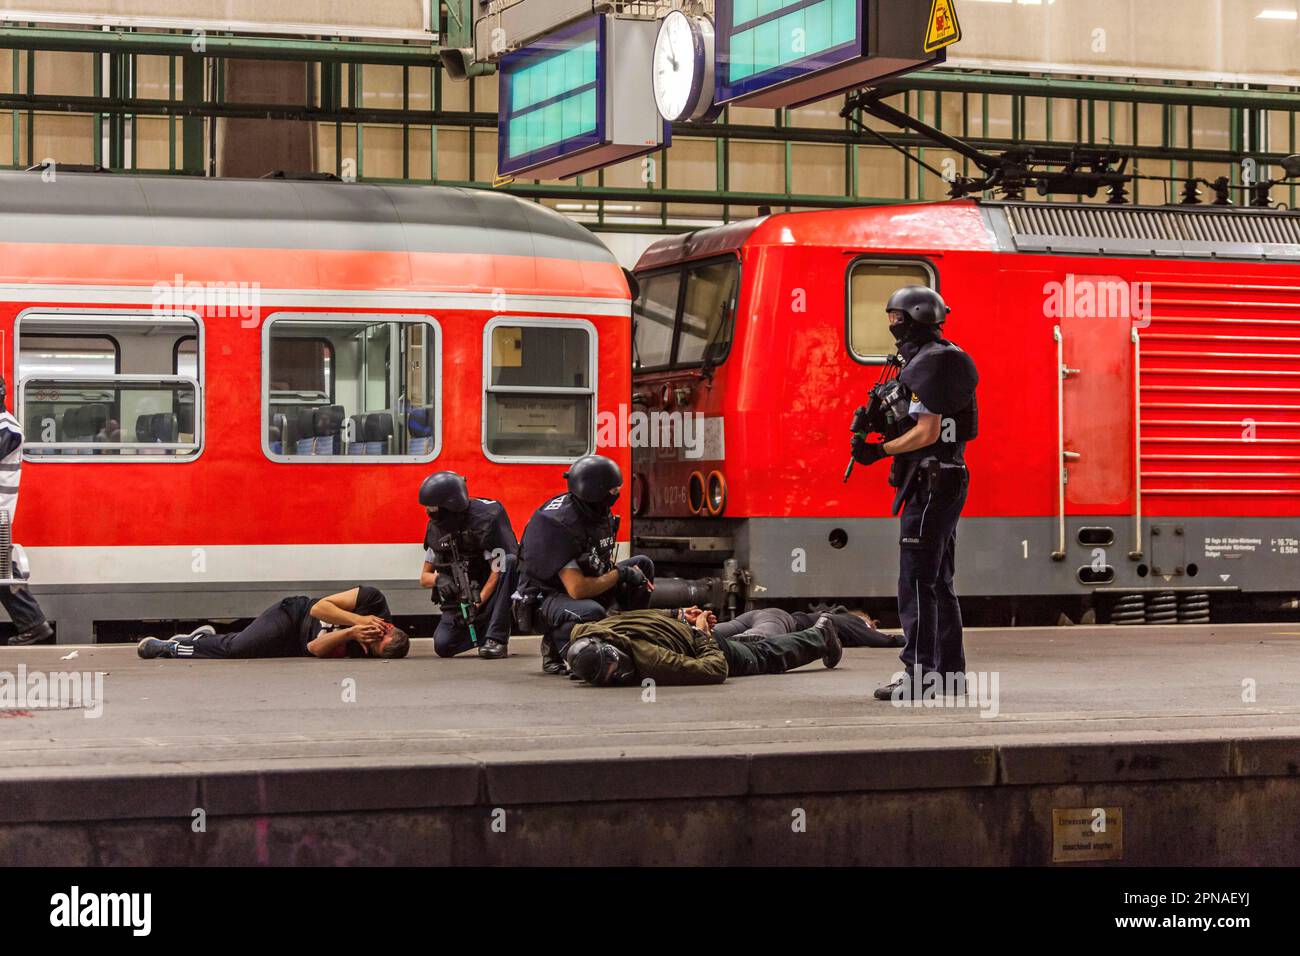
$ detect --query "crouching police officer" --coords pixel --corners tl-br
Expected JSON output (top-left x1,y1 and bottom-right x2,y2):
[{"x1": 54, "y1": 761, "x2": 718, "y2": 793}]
[
  {"x1": 419, "y1": 471, "x2": 519, "y2": 660},
  {"x1": 850, "y1": 287, "x2": 979, "y2": 700},
  {"x1": 517, "y1": 455, "x2": 655, "y2": 675}
]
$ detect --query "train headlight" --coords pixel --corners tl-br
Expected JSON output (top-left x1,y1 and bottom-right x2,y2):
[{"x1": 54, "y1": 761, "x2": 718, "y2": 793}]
[
  {"x1": 706, "y1": 471, "x2": 728, "y2": 516},
  {"x1": 688, "y1": 471, "x2": 707, "y2": 515}
]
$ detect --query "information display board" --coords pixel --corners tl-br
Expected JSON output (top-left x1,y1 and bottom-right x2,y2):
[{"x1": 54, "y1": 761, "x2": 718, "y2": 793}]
[
  {"x1": 500, "y1": 17, "x2": 605, "y2": 176},
  {"x1": 498, "y1": 15, "x2": 667, "y2": 181},
  {"x1": 714, "y1": 0, "x2": 954, "y2": 109}
]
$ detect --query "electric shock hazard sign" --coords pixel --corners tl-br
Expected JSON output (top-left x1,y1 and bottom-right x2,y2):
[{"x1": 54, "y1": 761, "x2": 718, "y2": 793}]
[{"x1": 925, "y1": 0, "x2": 962, "y2": 53}]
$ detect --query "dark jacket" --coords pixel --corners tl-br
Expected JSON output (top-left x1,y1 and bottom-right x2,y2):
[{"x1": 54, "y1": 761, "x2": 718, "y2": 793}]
[{"x1": 570, "y1": 610, "x2": 728, "y2": 686}]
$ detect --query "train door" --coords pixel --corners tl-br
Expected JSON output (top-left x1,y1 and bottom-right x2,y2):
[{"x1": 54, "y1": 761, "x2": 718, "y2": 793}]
[{"x1": 1050, "y1": 273, "x2": 1138, "y2": 560}]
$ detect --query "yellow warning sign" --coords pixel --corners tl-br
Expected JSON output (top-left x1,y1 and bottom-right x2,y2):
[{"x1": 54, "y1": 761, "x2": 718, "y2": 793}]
[{"x1": 925, "y1": 0, "x2": 963, "y2": 54}]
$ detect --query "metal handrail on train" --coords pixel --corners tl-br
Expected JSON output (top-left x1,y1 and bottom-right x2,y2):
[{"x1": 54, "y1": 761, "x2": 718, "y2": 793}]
[
  {"x1": 1051, "y1": 327, "x2": 1081, "y2": 561},
  {"x1": 1131, "y1": 327, "x2": 1143, "y2": 560}
]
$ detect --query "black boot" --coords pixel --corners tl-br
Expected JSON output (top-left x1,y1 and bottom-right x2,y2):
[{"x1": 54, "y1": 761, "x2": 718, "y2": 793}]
[
  {"x1": 540, "y1": 633, "x2": 568, "y2": 675},
  {"x1": 7, "y1": 621, "x2": 54, "y2": 646},
  {"x1": 478, "y1": 639, "x2": 508, "y2": 660},
  {"x1": 814, "y1": 615, "x2": 842, "y2": 669}
]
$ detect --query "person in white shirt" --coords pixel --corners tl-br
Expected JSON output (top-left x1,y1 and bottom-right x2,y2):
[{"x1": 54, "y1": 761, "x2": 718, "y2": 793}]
[{"x1": 0, "y1": 376, "x2": 54, "y2": 646}]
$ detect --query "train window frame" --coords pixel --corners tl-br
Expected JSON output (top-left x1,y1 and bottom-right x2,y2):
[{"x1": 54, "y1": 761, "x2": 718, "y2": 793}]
[
  {"x1": 845, "y1": 257, "x2": 940, "y2": 366},
  {"x1": 633, "y1": 254, "x2": 742, "y2": 373},
  {"x1": 20, "y1": 333, "x2": 123, "y2": 376},
  {"x1": 260, "y1": 312, "x2": 443, "y2": 466},
  {"x1": 482, "y1": 316, "x2": 598, "y2": 465},
  {"x1": 13, "y1": 307, "x2": 205, "y2": 464}
]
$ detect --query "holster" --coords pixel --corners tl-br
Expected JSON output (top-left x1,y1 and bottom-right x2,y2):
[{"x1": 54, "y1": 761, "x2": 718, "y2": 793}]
[
  {"x1": 511, "y1": 587, "x2": 542, "y2": 634},
  {"x1": 920, "y1": 457, "x2": 968, "y2": 496}
]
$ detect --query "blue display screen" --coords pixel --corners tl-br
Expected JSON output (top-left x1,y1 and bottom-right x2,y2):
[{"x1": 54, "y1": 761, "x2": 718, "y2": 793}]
[
  {"x1": 715, "y1": 0, "x2": 864, "y2": 105},
  {"x1": 498, "y1": 16, "x2": 606, "y2": 176}
]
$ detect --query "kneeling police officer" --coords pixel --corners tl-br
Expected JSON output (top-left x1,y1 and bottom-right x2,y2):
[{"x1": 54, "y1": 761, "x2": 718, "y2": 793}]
[
  {"x1": 517, "y1": 455, "x2": 654, "y2": 675},
  {"x1": 850, "y1": 286, "x2": 979, "y2": 700},
  {"x1": 419, "y1": 471, "x2": 519, "y2": 660}
]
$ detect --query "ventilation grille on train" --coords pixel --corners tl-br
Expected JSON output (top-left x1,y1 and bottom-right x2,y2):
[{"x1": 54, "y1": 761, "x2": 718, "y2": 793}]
[{"x1": 995, "y1": 203, "x2": 1300, "y2": 260}]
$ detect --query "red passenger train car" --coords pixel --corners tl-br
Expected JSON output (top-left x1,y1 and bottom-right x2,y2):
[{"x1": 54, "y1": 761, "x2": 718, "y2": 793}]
[
  {"x1": 631, "y1": 200, "x2": 1300, "y2": 623},
  {"x1": 0, "y1": 171, "x2": 632, "y2": 642}
]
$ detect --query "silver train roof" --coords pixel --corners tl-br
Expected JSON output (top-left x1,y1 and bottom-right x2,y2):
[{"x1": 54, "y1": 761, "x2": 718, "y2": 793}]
[{"x1": 0, "y1": 171, "x2": 615, "y2": 263}]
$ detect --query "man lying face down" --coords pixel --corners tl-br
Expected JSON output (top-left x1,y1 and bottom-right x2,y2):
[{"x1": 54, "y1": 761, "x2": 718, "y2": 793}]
[
  {"x1": 564, "y1": 608, "x2": 842, "y2": 687},
  {"x1": 711, "y1": 606, "x2": 905, "y2": 649},
  {"x1": 137, "y1": 587, "x2": 411, "y2": 660}
]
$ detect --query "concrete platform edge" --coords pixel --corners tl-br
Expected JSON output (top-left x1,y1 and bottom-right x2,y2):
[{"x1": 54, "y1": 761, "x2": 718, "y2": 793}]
[{"x1": 4, "y1": 735, "x2": 1299, "y2": 825}]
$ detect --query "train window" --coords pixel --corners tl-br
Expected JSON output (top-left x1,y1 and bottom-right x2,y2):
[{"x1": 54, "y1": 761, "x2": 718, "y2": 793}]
[
  {"x1": 848, "y1": 260, "x2": 936, "y2": 362},
  {"x1": 633, "y1": 271, "x2": 681, "y2": 371},
  {"x1": 15, "y1": 311, "x2": 202, "y2": 461},
  {"x1": 20, "y1": 335, "x2": 120, "y2": 376},
  {"x1": 484, "y1": 318, "x2": 595, "y2": 462},
  {"x1": 263, "y1": 313, "x2": 440, "y2": 462},
  {"x1": 677, "y1": 260, "x2": 740, "y2": 367},
  {"x1": 173, "y1": 337, "x2": 198, "y2": 378}
]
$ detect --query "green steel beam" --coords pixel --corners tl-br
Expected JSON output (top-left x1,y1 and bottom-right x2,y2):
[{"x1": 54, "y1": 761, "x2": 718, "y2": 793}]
[
  {"x1": 0, "y1": 26, "x2": 442, "y2": 65},
  {"x1": 433, "y1": 181, "x2": 900, "y2": 210},
  {"x1": 894, "y1": 70, "x2": 1300, "y2": 112},
  {"x1": 2, "y1": 90, "x2": 1290, "y2": 169}
]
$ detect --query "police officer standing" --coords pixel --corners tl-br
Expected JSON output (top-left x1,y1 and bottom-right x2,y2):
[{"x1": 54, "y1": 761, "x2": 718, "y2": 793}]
[
  {"x1": 419, "y1": 471, "x2": 519, "y2": 660},
  {"x1": 850, "y1": 287, "x2": 979, "y2": 700},
  {"x1": 517, "y1": 455, "x2": 655, "y2": 675},
  {"x1": 0, "y1": 376, "x2": 55, "y2": 646}
]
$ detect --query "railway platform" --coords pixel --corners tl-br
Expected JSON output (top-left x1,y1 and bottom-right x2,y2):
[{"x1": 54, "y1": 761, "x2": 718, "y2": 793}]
[{"x1": 3, "y1": 622, "x2": 1299, "y2": 866}]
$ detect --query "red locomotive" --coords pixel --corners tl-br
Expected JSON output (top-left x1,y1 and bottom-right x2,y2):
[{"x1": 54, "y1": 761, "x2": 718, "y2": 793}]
[
  {"x1": 631, "y1": 199, "x2": 1300, "y2": 624},
  {"x1": 0, "y1": 171, "x2": 632, "y2": 642}
]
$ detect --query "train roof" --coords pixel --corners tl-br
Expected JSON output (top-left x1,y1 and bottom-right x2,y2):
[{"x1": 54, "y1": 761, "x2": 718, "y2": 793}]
[
  {"x1": 637, "y1": 199, "x2": 1300, "y2": 269},
  {"x1": 0, "y1": 170, "x2": 616, "y2": 264}
]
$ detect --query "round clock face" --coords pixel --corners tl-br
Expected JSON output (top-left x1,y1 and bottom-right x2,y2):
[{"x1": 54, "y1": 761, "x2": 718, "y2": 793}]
[{"x1": 653, "y1": 11, "x2": 707, "y2": 123}]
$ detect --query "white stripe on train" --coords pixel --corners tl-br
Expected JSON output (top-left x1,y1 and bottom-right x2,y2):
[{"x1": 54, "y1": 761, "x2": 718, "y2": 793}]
[
  {"x1": 0, "y1": 285, "x2": 632, "y2": 317},
  {"x1": 23, "y1": 542, "x2": 634, "y2": 587}
]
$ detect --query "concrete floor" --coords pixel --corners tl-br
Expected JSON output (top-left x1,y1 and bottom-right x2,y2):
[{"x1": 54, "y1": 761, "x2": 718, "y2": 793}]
[{"x1": 3, "y1": 622, "x2": 1300, "y2": 778}]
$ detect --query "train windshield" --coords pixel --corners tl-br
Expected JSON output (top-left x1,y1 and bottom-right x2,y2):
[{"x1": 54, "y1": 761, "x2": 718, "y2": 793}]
[{"x1": 633, "y1": 258, "x2": 740, "y2": 371}]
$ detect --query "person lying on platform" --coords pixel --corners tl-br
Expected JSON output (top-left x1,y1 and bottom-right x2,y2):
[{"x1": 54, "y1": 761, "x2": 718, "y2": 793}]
[
  {"x1": 563, "y1": 608, "x2": 841, "y2": 687},
  {"x1": 136, "y1": 587, "x2": 411, "y2": 660},
  {"x1": 711, "y1": 605, "x2": 905, "y2": 649}
]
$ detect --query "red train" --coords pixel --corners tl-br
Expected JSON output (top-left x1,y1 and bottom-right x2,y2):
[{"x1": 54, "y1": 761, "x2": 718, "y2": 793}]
[
  {"x1": 631, "y1": 200, "x2": 1300, "y2": 624},
  {"x1": 0, "y1": 171, "x2": 632, "y2": 642}
]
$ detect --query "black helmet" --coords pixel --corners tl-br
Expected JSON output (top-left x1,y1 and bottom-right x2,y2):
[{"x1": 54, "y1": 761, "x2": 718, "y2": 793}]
[
  {"x1": 566, "y1": 635, "x2": 634, "y2": 686},
  {"x1": 564, "y1": 455, "x2": 623, "y2": 505},
  {"x1": 418, "y1": 471, "x2": 470, "y2": 512},
  {"x1": 886, "y1": 286, "x2": 951, "y2": 327}
]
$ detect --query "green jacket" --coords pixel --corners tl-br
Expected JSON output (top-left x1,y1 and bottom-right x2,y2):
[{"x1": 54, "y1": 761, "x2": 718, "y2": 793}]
[{"x1": 570, "y1": 610, "x2": 728, "y2": 686}]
